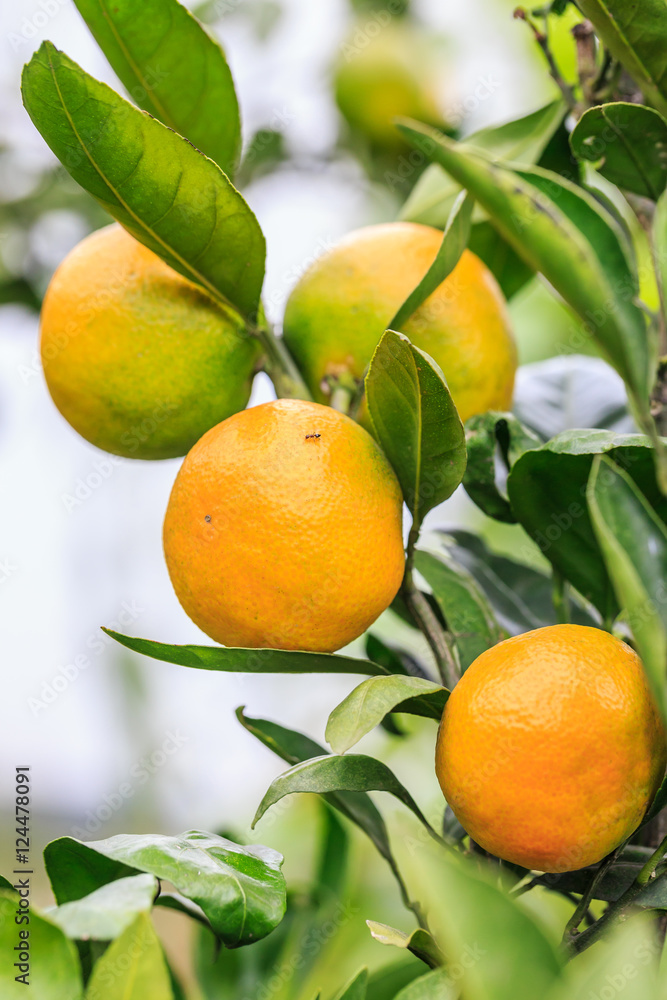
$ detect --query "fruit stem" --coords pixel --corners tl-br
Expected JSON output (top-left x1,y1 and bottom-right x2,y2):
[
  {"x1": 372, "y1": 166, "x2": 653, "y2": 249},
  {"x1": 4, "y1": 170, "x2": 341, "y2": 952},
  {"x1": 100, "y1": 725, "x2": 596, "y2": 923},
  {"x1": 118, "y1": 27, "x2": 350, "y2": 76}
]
[
  {"x1": 252, "y1": 317, "x2": 313, "y2": 401},
  {"x1": 568, "y1": 834, "x2": 667, "y2": 954},
  {"x1": 403, "y1": 532, "x2": 460, "y2": 690},
  {"x1": 552, "y1": 570, "x2": 571, "y2": 625}
]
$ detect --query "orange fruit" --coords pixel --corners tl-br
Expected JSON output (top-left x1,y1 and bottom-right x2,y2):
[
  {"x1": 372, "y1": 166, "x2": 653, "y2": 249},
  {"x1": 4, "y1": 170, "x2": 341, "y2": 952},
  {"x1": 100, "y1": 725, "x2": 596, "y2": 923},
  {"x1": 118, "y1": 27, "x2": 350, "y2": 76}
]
[
  {"x1": 334, "y1": 20, "x2": 443, "y2": 151},
  {"x1": 40, "y1": 224, "x2": 260, "y2": 460},
  {"x1": 163, "y1": 399, "x2": 405, "y2": 652},
  {"x1": 436, "y1": 624, "x2": 666, "y2": 873},
  {"x1": 282, "y1": 222, "x2": 516, "y2": 424}
]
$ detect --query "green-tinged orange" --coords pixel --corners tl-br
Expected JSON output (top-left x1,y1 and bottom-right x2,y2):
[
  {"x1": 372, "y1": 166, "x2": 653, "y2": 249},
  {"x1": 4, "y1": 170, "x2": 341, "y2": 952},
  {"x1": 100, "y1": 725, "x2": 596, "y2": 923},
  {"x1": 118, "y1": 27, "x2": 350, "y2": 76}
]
[
  {"x1": 334, "y1": 19, "x2": 442, "y2": 150},
  {"x1": 163, "y1": 399, "x2": 405, "y2": 652},
  {"x1": 40, "y1": 224, "x2": 260, "y2": 459},
  {"x1": 436, "y1": 624, "x2": 667, "y2": 873},
  {"x1": 283, "y1": 221, "x2": 517, "y2": 424}
]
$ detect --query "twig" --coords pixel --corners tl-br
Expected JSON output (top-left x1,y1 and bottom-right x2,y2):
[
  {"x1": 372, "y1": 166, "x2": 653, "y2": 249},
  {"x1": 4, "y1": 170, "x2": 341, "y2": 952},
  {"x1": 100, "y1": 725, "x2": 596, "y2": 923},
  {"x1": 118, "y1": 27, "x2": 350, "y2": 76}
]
[
  {"x1": 513, "y1": 7, "x2": 577, "y2": 110},
  {"x1": 569, "y1": 834, "x2": 667, "y2": 954},
  {"x1": 561, "y1": 846, "x2": 622, "y2": 947}
]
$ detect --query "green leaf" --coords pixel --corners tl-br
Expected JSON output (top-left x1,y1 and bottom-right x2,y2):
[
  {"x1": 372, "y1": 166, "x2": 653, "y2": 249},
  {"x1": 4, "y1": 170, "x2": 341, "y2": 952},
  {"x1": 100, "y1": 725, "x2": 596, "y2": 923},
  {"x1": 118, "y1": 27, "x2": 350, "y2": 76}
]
[
  {"x1": 577, "y1": 0, "x2": 667, "y2": 118},
  {"x1": 366, "y1": 960, "x2": 426, "y2": 1000},
  {"x1": 535, "y1": 849, "x2": 667, "y2": 905},
  {"x1": 570, "y1": 103, "x2": 667, "y2": 200},
  {"x1": 365, "y1": 634, "x2": 428, "y2": 679},
  {"x1": 441, "y1": 530, "x2": 598, "y2": 634},
  {"x1": 44, "y1": 831, "x2": 285, "y2": 948},
  {"x1": 0, "y1": 891, "x2": 83, "y2": 999},
  {"x1": 21, "y1": 42, "x2": 265, "y2": 321},
  {"x1": 366, "y1": 921, "x2": 444, "y2": 970},
  {"x1": 252, "y1": 754, "x2": 443, "y2": 844},
  {"x1": 428, "y1": 857, "x2": 562, "y2": 1000},
  {"x1": 414, "y1": 550, "x2": 504, "y2": 669},
  {"x1": 397, "y1": 120, "x2": 651, "y2": 405},
  {"x1": 366, "y1": 330, "x2": 466, "y2": 529},
  {"x1": 73, "y1": 0, "x2": 241, "y2": 176},
  {"x1": 467, "y1": 221, "x2": 534, "y2": 300},
  {"x1": 104, "y1": 630, "x2": 387, "y2": 675},
  {"x1": 325, "y1": 675, "x2": 447, "y2": 754},
  {"x1": 314, "y1": 806, "x2": 349, "y2": 903},
  {"x1": 236, "y1": 708, "x2": 395, "y2": 863},
  {"x1": 0, "y1": 875, "x2": 13, "y2": 890},
  {"x1": 333, "y1": 969, "x2": 369, "y2": 1000},
  {"x1": 462, "y1": 411, "x2": 541, "y2": 523},
  {"x1": 587, "y1": 454, "x2": 667, "y2": 718},
  {"x1": 400, "y1": 100, "x2": 566, "y2": 227},
  {"x1": 47, "y1": 874, "x2": 158, "y2": 941},
  {"x1": 390, "y1": 191, "x2": 474, "y2": 329},
  {"x1": 507, "y1": 431, "x2": 667, "y2": 618},
  {"x1": 85, "y1": 912, "x2": 172, "y2": 999},
  {"x1": 393, "y1": 970, "x2": 455, "y2": 1000}
]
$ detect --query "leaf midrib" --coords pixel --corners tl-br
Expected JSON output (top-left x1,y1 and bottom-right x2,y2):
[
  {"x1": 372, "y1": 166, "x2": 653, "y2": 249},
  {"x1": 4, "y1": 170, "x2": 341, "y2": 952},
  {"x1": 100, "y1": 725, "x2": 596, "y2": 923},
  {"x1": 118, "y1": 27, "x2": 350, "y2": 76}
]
[{"x1": 44, "y1": 43, "x2": 233, "y2": 315}]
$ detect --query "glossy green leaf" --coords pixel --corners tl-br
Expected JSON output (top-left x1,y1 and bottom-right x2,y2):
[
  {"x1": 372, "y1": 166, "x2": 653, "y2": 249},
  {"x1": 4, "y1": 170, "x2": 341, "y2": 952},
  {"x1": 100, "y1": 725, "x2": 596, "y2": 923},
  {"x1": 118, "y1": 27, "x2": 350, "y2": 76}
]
[
  {"x1": 104, "y1": 630, "x2": 387, "y2": 675},
  {"x1": 253, "y1": 754, "x2": 443, "y2": 844},
  {"x1": 366, "y1": 330, "x2": 466, "y2": 528},
  {"x1": 577, "y1": 0, "x2": 667, "y2": 118},
  {"x1": 646, "y1": 771, "x2": 667, "y2": 823},
  {"x1": 85, "y1": 913, "x2": 172, "y2": 1000},
  {"x1": 47, "y1": 874, "x2": 158, "y2": 941},
  {"x1": 441, "y1": 530, "x2": 598, "y2": 634},
  {"x1": 398, "y1": 120, "x2": 651, "y2": 404},
  {"x1": 393, "y1": 970, "x2": 455, "y2": 1000},
  {"x1": 462, "y1": 411, "x2": 540, "y2": 523},
  {"x1": 21, "y1": 42, "x2": 265, "y2": 321},
  {"x1": 588, "y1": 455, "x2": 667, "y2": 718},
  {"x1": 430, "y1": 857, "x2": 562, "y2": 1000},
  {"x1": 0, "y1": 891, "x2": 83, "y2": 999},
  {"x1": 366, "y1": 921, "x2": 444, "y2": 969},
  {"x1": 570, "y1": 103, "x2": 667, "y2": 200},
  {"x1": 73, "y1": 0, "x2": 241, "y2": 175},
  {"x1": 400, "y1": 100, "x2": 565, "y2": 227},
  {"x1": 325, "y1": 675, "x2": 447, "y2": 754},
  {"x1": 236, "y1": 708, "x2": 395, "y2": 863},
  {"x1": 0, "y1": 875, "x2": 13, "y2": 890},
  {"x1": 45, "y1": 831, "x2": 285, "y2": 947},
  {"x1": 507, "y1": 431, "x2": 667, "y2": 618},
  {"x1": 333, "y1": 969, "x2": 369, "y2": 1000},
  {"x1": 414, "y1": 550, "x2": 504, "y2": 669},
  {"x1": 390, "y1": 191, "x2": 474, "y2": 329}
]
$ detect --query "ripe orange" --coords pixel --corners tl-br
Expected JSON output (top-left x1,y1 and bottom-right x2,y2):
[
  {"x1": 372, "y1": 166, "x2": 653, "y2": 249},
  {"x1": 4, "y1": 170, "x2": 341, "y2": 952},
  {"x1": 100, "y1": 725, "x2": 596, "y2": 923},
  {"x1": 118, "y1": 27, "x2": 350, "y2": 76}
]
[
  {"x1": 282, "y1": 222, "x2": 516, "y2": 424},
  {"x1": 436, "y1": 624, "x2": 666, "y2": 873},
  {"x1": 40, "y1": 224, "x2": 260, "y2": 460},
  {"x1": 163, "y1": 399, "x2": 405, "y2": 652}
]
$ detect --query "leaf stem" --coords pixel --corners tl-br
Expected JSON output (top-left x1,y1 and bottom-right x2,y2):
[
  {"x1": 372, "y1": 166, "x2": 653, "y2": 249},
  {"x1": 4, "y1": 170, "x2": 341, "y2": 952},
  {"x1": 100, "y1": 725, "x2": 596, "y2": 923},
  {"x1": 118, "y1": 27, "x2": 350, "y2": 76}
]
[
  {"x1": 569, "y1": 834, "x2": 667, "y2": 954},
  {"x1": 552, "y1": 570, "x2": 571, "y2": 624}
]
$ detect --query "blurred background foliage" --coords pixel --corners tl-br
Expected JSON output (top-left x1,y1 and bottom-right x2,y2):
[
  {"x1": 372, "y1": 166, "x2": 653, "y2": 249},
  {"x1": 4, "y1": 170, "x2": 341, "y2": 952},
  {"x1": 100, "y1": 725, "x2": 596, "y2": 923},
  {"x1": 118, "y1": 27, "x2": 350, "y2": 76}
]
[{"x1": 0, "y1": 0, "x2": 637, "y2": 994}]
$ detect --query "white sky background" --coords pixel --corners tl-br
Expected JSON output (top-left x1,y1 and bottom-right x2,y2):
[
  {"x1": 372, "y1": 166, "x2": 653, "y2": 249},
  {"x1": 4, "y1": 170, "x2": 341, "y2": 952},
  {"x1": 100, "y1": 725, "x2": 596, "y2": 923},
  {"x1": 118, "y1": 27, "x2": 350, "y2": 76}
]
[{"x1": 0, "y1": 0, "x2": 554, "y2": 845}]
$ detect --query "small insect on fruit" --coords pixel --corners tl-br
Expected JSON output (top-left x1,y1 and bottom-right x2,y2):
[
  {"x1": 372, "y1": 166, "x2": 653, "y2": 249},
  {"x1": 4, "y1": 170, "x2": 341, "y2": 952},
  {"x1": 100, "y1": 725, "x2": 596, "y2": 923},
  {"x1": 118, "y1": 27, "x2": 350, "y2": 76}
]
[{"x1": 305, "y1": 433, "x2": 321, "y2": 439}]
